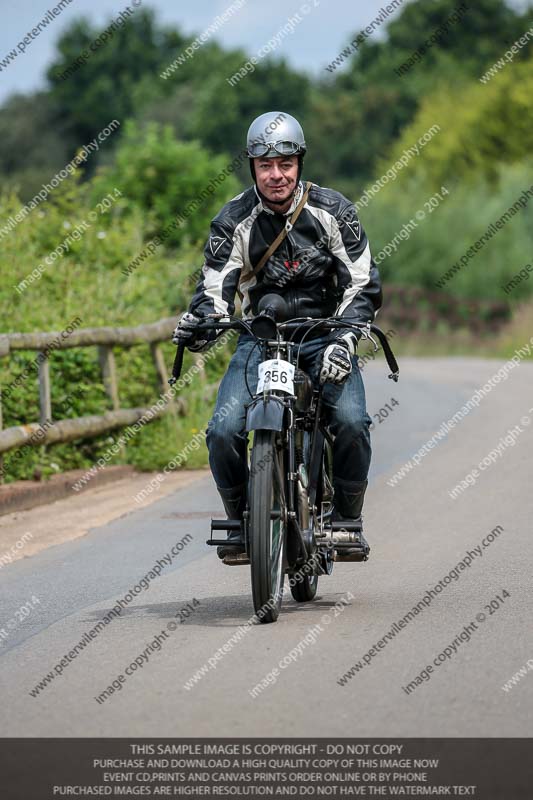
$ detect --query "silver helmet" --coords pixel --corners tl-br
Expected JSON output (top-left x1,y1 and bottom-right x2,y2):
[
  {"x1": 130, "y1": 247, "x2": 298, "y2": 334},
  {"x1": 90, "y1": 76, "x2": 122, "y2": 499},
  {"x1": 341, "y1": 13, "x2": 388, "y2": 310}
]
[{"x1": 246, "y1": 111, "x2": 306, "y2": 159}]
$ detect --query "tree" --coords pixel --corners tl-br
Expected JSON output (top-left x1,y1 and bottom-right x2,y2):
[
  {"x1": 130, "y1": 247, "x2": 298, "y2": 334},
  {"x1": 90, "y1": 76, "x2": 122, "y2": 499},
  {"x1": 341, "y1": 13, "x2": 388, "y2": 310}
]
[
  {"x1": 0, "y1": 92, "x2": 72, "y2": 200},
  {"x1": 317, "y1": 0, "x2": 530, "y2": 184},
  {"x1": 47, "y1": 9, "x2": 184, "y2": 145}
]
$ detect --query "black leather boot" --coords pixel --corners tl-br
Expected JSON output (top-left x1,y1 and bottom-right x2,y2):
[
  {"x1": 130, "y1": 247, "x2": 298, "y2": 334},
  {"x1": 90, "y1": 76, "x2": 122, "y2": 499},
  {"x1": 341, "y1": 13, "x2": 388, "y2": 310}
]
[
  {"x1": 331, "y1": 477, "x2": 370, "y2": 559},
  {"x1": 216, "y1": 483, "x2": 246, "y2": 559}
]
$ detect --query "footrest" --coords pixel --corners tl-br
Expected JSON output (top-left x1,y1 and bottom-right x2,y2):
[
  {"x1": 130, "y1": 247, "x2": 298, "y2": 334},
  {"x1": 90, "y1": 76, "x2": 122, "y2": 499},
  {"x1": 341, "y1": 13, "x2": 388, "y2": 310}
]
[
  {"x1": 334, "y1": 541, "x2": 369, "y2": 562},
  {"x1": 206, "y1": 537, "x2": 245, "y2": 547},
  {"x1": 334, "y1": 542, "x2": 367, "y2": 550},
  {"x1": 222, "y1": 553, "x2": 250, "y2": 566},
  {"x1": 334, "y1": 551, "x2": 368, "y2": 562},
  {"x1": 330, "y1": 520, "x2": 363, "y2": 532},
  {"x1": 211, "y1": 519, "x2": 242, "y2": 531}
]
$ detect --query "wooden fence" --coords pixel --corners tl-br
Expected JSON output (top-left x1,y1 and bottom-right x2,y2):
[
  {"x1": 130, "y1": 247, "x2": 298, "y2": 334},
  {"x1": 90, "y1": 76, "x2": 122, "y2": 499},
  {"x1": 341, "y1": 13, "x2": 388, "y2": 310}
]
[{"x1": 0, "y1": 317, "x2": 201, "y2": 478}]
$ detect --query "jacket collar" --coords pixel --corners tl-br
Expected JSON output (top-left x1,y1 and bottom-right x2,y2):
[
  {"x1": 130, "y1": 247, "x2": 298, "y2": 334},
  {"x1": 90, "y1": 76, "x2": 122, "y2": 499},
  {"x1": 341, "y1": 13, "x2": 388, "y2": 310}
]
[{"x1": 253, "y1": 180, "x2": 303, "y2": 216}]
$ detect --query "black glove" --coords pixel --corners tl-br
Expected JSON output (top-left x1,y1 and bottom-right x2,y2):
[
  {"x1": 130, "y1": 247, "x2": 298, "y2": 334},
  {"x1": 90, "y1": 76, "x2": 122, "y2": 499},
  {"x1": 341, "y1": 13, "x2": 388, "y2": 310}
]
[{"x1": 172, "y1": 311, "x2": 215, "y2": 352}]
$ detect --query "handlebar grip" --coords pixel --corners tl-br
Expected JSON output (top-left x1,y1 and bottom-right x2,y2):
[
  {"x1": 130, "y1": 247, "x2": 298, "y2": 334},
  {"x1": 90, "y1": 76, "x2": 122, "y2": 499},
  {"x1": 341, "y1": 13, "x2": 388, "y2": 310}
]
[{"x1": 169, "y1": 343, "x2": 185, "y2": 386}]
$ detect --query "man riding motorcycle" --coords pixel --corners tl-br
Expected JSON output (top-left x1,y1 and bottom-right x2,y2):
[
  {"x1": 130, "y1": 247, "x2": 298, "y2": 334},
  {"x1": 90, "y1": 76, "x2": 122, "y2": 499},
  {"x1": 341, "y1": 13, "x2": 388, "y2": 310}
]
[{"x1": 173, "y1": 111, "x2": 382, "y2": 559}]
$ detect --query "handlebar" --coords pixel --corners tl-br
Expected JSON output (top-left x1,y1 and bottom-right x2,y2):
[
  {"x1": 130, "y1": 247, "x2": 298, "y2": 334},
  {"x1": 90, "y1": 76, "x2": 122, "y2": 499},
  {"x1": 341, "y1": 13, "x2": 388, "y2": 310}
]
[{"x1": 169, "y1": 316, "x2": 399, "y2": 386}]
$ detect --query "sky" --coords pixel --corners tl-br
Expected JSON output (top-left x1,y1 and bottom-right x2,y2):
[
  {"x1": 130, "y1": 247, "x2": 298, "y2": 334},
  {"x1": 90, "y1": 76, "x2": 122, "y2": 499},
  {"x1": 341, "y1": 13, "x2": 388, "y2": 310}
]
[{"x1": 0, "y1": 0, "x2": 531, "y2": 104}]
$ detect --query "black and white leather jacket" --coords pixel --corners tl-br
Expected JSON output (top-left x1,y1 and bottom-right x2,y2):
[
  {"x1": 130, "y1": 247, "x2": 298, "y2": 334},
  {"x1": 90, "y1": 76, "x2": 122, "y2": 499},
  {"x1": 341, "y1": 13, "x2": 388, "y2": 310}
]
[{"x1": 187, "y1": 180, "x2": 382, "y2": 338}]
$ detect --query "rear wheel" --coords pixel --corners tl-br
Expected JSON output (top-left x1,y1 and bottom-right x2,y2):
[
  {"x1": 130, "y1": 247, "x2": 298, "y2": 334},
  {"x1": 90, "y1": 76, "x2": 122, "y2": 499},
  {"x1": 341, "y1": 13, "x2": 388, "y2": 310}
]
[
  {"x1": 290, "y1": 568, "x2": 318, "y2": 602},
  {"x1": 317, "y1": 436, "x2": 334, "y2": 512},
  {"x1": 248, "y1": 430, "x2": 286, "y2": 623},
  {"x1": 319, "y1": 439, "x2": 335, "y2": 574}
]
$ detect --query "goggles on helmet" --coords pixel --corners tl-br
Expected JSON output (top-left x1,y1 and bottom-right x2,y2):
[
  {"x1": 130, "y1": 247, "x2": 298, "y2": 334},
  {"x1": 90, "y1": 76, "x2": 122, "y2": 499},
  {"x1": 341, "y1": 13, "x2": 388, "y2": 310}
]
[{"x1": 247, "y1": 140, "x2": 304, "y2": 158}]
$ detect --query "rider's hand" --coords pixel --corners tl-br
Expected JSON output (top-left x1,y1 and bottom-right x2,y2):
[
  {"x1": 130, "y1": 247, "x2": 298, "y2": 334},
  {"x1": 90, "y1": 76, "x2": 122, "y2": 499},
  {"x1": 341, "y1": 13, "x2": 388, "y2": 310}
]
[
  {"x1": 334, "y1": 330, "x2": 360, "y2": 355},
  {"x1": 172, "y1": 311, "x2": 214, "y2": 352},
  {"x1": 319, "y1": 342, "x2": 353, "y2": 385}
]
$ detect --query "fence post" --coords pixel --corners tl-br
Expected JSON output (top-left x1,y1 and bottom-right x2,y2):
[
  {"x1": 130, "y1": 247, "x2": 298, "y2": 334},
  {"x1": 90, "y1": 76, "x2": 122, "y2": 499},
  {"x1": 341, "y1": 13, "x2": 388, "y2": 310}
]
[
  {"x1": 38, "y1": 354, "x2": 52, "y2": 426},
  {"x1": 98, "y1": 345, "x2": 126, "y2": 458},
  {"x1": 97, "y1": 345, "x2": 120, "y2": 410}
]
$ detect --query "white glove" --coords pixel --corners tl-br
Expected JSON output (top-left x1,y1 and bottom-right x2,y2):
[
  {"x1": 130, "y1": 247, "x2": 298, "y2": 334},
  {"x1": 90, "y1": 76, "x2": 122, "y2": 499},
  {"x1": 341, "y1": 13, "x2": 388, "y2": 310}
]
[
  {"x1": 319, "y1": 342, "x2": 353, "y2": 385},
  {"x1": 172, "y1": 311, "x2": 211, "y2": 351},
  {"x1": 335, "y1": 331, "x2": 359, "y2": 355}
]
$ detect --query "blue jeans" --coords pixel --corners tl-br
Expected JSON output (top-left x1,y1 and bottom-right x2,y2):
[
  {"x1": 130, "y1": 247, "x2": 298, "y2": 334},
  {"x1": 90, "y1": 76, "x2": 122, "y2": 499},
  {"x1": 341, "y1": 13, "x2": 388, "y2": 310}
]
[{"x1": 205, "y1": 333, "x2": 372, "y2": 490}]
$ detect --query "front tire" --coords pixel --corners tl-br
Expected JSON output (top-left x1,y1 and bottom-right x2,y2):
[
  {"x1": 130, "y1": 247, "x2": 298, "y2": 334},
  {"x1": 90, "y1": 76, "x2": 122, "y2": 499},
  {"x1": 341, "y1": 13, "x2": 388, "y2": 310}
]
[{"x1": 249, "y1": 430, "x2": 286, "y2": 623}]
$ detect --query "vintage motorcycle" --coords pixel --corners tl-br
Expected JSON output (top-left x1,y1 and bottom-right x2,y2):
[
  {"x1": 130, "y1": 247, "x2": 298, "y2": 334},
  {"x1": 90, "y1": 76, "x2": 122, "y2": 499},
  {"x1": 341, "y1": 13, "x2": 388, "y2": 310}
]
[{"x1": 170, "y1": 295, "x2": 399, "y2": 623}]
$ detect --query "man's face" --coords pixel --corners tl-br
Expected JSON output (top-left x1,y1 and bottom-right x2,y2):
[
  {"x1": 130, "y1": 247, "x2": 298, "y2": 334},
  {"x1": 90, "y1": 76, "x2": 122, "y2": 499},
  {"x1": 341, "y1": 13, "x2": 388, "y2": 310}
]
[{"x1": 254, "y1": 155, "x2": 299, "y2": 207}]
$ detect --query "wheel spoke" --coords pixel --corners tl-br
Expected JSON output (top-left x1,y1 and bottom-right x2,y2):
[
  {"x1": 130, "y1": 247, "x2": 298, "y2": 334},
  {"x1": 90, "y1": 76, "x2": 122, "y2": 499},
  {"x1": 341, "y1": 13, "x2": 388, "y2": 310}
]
[{"x1": 270, "y1": 521, "x2": 283, "y2": 587}]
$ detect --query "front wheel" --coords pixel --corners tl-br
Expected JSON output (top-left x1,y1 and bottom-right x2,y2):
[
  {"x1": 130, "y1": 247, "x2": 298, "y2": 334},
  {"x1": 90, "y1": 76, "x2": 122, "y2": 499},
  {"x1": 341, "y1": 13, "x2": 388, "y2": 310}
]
[{"x1": 248, "y1": 429, "x2": 286, "y2": 623}]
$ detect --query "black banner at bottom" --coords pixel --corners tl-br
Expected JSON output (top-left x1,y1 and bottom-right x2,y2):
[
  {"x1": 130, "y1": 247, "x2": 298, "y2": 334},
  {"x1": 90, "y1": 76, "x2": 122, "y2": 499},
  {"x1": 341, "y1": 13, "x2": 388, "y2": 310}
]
[{"x1": 1, "y1": 738, "x2": 531, "y2": 799}]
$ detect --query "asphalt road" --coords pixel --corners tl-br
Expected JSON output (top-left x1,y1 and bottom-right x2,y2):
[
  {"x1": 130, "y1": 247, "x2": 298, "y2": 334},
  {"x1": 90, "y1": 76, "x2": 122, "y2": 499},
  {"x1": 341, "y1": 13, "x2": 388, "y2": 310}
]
[{"x1": 1, "y1": 357, "x2": 532, "y2": 737}]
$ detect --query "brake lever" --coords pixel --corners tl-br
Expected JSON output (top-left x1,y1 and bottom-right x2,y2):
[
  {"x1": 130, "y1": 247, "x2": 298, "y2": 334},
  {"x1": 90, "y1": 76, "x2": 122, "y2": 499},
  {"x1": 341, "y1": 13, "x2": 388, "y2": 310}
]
[
  {"x1": 361, "y1": 331, "x2": 379, "y2": 351},
  {"x1": 358, "y1": 322, "x2": 379, "y2": 351}
]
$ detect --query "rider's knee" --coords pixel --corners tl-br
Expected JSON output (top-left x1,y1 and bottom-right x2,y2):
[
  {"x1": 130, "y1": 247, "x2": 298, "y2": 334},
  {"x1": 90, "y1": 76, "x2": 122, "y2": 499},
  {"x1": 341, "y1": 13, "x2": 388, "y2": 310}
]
[
  {"x1": 335, "y1": 412, "x2": 371, "y2": 441},
  {"x1": 206, "y1": 414, "x2": 240, "y2": 446}
]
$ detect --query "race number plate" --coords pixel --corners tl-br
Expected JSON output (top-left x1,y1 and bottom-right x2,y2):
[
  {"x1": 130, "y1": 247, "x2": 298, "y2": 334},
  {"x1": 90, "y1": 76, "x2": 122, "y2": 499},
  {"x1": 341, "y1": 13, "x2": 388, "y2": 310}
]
[{"x1": 257, "y1": 358, "x2": 295, "y2": 394}]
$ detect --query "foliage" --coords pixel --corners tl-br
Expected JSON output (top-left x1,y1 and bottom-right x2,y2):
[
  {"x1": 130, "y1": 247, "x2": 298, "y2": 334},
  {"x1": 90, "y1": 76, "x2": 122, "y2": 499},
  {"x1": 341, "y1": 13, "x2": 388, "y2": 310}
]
[
  {"x1": 360, "y1": 162, "x2": 533, "y2": 301},
  {"x1": 92, "y1": 121, "x2": 241, "y2": 247},
  {"x1": 385, "y1": 57, "x2": 533, "y2": 187}
]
